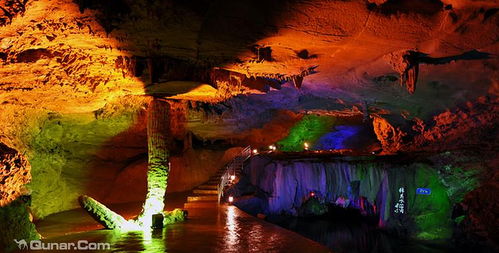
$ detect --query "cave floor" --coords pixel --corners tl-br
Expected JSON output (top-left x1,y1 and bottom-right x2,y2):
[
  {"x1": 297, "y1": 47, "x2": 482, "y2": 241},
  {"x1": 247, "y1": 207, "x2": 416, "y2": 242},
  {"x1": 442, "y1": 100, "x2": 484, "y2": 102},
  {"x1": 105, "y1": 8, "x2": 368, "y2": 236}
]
[{"x1": 32, "y1": 192, "x2": 329, "y2": 252}]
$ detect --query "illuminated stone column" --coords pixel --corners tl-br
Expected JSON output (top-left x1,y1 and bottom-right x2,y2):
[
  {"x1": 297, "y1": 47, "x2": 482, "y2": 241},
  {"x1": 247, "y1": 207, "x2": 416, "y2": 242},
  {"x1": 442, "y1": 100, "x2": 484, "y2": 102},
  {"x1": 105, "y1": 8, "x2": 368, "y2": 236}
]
[
  {"x1": 80, "y1": 98, "x2": 186, "y2": 230},
  {"x1": 139, "y1": 98, "x2": 170, "y2": 222}
]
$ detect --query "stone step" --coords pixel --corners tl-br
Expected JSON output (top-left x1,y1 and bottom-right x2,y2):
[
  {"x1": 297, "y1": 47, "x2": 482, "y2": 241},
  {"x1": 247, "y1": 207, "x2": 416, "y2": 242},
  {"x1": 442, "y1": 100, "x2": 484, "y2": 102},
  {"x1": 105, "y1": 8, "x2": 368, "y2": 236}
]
[
  {"x1": 183, "y1": 201, "x2": 217, "y2": 209},
  {"x1": 197, "y1": 185, "x2": 218, "y2": 190},
  {"x1": 187, "y1": 195, "x2": 218, "y2": 202},
  {"x1": 193, "y1": 189, "x2": 218, "y2": 195}
]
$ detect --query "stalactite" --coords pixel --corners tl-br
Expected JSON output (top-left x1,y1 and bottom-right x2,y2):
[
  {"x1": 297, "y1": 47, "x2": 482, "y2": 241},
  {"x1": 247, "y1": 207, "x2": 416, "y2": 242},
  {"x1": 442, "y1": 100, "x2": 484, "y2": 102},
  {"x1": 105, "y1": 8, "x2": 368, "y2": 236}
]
[
  {"x1": 401, "y1": 52, "x2": 419, "y2": 94},
  {"x1": 292, "y1": 75, "x2": 303, "y2": 89}
]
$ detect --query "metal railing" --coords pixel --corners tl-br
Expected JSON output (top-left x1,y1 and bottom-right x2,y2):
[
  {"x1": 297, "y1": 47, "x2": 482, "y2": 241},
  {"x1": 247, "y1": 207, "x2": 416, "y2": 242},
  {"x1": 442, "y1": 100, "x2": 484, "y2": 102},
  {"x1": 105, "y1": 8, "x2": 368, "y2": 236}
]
[{"x1": 218, "y1": 146, "x2": 252, "y2": 203}]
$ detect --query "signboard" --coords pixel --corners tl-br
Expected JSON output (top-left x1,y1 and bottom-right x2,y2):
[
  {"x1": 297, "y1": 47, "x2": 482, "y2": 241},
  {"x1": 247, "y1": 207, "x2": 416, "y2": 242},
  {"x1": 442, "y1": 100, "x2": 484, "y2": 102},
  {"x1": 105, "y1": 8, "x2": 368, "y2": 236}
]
[
  {"x1": 394, "y1": 187, "x2": 405, "y2": 214},
  {"x1": 416, "y1": 188, "x2": 431, "y2": 195}
]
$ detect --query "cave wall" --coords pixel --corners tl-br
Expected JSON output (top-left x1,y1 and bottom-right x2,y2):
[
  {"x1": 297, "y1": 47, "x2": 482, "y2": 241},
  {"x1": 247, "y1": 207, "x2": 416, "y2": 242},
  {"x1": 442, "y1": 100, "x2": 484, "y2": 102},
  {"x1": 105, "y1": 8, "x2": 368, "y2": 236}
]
[
  {"x1": 21, "y1": 97, "x2": 148, "y2": 218},
  {"x1": 372, "y1": 98, "x2": 498, "y2": 153},
  {"x1": 235, "y1": 152, "x2": 485, "y2": 241},
  {"x1": 0, "y1": 143, "x2": 31, "y2": 206},
  {"x1": 0, "y1": 198, "x2": 40, "y2": 252},
  {"x1": 0, "y1": 0, "x2": 496, "y2": 247},
  {"x1": 16, "y1": 97, "x2": 249, "y2": 218},
  {"x1": 104, "y1": 147, "x2": 243, "y2": 204},
  {"x1": 0, "y1": 144, "x2": 39, "y2": 252}
]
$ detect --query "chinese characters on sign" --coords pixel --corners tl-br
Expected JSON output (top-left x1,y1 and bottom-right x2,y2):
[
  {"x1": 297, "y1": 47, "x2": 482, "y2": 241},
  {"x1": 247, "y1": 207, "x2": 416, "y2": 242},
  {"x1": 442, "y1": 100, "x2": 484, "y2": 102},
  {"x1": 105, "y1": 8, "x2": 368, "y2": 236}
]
[{"x1": 394, "y1": 187, "x2": 405, "y2": 214}]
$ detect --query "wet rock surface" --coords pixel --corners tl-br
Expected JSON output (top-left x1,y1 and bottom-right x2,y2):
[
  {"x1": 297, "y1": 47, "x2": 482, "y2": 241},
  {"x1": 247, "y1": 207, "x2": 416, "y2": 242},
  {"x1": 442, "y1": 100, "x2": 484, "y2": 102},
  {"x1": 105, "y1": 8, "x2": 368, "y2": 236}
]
[
  {"x1": 0, "y1": 0, "x2": 497, "y2": 251},
  {"x1": 0, "y1": 142, "x2": 30, "y2": 207}
]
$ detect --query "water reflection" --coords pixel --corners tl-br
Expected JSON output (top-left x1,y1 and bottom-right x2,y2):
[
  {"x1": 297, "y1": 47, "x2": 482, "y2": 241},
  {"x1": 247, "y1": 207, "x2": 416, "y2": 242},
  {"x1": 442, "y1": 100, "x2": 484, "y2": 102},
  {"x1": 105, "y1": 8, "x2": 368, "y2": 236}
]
[
  {"x1": 266, "y1": 207, "x2": 452, "y2": 253},
  {"x1": 224, "y1": 206, "x2": 240, "y2": 251},
  {"x1": 37, "y1": 203, "x2": 330, "y2": 252},
  {"x1": 103, "y1": 229, "x2": 167, "y2": 252}
]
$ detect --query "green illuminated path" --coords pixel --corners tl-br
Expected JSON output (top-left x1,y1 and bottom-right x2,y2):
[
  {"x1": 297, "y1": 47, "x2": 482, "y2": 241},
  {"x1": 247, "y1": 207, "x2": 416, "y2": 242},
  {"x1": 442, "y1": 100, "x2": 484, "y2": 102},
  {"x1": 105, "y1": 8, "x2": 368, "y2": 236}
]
[{"x1": 34, "y1": 193, "x2": 330, "y2": 253}]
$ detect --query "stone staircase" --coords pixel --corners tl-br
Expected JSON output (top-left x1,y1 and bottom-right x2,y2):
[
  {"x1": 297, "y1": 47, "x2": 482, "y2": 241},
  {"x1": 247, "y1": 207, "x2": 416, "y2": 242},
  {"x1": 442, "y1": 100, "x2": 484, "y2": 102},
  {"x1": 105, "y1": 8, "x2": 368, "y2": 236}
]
[
  {"x1": 184, "y1": 147, "x2": 252, "y2": 208},
  {"x1": 184, "y1": 169, "x2": 224, "y2": 208}
]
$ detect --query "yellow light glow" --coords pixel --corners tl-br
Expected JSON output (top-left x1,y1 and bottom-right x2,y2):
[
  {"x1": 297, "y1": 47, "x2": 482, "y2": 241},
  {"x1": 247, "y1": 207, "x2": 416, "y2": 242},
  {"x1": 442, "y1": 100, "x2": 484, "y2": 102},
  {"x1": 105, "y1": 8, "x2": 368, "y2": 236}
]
[
  {"x1": 252, "y1": 149, "x2": 258, "y2": 154},
  {"x1": 304, "y1": 142, "x2": 309, "y2": 150},
  {"x1": 228, "y1": 196, "x2": 234, "y2": 203},
  {"x1": 230, "y1": 175, "x2": 236, "y2": 181},
  {"x1": 135, "y1": 198, "x2": 165, "y2": 229},
  {"x1": 225, "y1": 206, "x2": 238, "y2": 249}
]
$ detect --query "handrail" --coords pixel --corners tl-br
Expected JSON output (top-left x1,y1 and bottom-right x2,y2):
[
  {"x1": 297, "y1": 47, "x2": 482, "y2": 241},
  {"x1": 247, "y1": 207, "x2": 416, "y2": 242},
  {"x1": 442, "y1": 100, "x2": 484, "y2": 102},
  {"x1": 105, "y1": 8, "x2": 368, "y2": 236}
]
[{"x1": 218, "y1": 146, "x2": 252, "y2": 203}]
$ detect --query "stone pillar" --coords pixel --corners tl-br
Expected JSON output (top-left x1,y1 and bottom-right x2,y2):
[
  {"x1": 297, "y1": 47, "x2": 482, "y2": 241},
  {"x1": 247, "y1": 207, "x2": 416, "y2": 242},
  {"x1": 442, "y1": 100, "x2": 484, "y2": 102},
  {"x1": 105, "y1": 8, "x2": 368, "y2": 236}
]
[
  {"x1": 141, "y1": 98, "x2": 170, "y2": 218},
  {"x1": 79, "y1": 100, "x2": 187, "y2": 229}
]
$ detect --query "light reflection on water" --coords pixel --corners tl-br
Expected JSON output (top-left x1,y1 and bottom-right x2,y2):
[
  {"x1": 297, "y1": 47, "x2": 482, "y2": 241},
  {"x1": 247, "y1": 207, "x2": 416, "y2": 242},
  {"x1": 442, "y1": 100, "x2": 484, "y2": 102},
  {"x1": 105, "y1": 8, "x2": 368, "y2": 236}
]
[
  {"x1": 40, "y1": 204, "x2": 330, "y2": 252},
  {"x1": 103, "y1": 229, "x2": 167, "y2": 252},
  {"x1": 224, "y1": 205, "x2": 240, "y2": 251}
]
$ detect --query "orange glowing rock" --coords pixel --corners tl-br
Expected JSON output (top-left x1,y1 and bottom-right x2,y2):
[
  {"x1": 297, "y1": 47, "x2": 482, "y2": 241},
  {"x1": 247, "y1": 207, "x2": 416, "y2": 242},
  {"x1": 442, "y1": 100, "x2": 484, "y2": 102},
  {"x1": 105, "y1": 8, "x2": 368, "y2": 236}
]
[
  {"x1": 372, "y1": 115, "x2": 406, "y2": 154},
  {"x1": 0, "y1": 143, "x2": 31, "y2": 207}
]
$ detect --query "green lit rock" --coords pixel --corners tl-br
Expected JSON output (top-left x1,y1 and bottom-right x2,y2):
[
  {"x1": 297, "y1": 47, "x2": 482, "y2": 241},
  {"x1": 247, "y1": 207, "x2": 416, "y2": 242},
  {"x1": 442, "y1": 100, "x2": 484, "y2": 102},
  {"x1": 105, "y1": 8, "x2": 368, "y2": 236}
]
[
  {"x1": 79, "y1": 195, "x2": 129, "y2": 230},
  {"x1": 438, "y1": 165, "x2": 479, "y2": 204},
  {"x1": 79, "y1": 194, "x2": 186, "y2": 231},
  {"x1": 78, "y1": 99, "x2": 186, "y2": 231},
  {"x1": 0, "y1": 198, "x2": 40, "y2": 252},
  {"x1": 277, "y1": 115, "x2": 335, "y2": 151},
  {"x1": 163, "y1": 209, "x2": 188, "y2": 226},
  {"x1": 137, "y1": 99, "x2": 170, "y2": 226},
  {"x1": 298, "y1": 197, "x2": 328, "y2": 217},
  {"x1": 26, "y1": 111, "x2": 139, "y2": 218},
  {"x1": 407, "y1": 164, "x2": 452, "y2": 240}
]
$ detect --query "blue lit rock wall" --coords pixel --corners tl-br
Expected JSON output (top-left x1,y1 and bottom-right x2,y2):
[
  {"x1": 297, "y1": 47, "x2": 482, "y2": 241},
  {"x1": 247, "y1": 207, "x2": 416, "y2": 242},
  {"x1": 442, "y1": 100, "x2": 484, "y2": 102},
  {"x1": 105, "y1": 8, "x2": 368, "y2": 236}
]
[
  {"x1": 236, "y1": 154, "x2": 482, "y2": 239},
  {"x1": 243, "y1": 156, "x2": 392, "y2": 221}
]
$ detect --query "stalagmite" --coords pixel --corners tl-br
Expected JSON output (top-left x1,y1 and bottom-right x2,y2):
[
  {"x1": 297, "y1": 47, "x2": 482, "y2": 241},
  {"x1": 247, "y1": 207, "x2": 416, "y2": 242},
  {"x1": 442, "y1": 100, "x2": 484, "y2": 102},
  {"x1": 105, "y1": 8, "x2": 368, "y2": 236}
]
[
  {"x1": 137, "y1": 98, "x2": 171, "y2": 225},
  {"x1": 79, "y1": 98, "x2": 185, "y2": 230}
]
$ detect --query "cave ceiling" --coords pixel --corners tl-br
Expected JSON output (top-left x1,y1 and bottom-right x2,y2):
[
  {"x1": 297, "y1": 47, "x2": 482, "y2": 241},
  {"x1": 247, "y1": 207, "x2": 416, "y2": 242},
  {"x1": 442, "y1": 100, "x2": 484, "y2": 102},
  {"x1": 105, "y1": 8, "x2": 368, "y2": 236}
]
[{"x1": 0, "y1": 0, "x2": 498, "y2": 147}]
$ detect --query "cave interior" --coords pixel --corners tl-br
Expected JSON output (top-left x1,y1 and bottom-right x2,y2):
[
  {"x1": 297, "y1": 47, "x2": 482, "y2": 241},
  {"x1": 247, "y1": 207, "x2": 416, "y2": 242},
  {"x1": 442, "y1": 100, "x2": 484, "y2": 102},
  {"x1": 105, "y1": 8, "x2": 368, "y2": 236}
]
[{"x1": 0, "y1": 0, "x2": 498, "y2": 252}]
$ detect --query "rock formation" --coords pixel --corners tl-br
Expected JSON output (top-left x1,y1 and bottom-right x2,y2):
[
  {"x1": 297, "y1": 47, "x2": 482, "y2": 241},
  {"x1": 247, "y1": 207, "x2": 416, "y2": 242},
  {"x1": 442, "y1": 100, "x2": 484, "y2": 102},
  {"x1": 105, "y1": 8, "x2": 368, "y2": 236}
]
[
  {"x1": 0, "y1": 143, "x2": 30, "y2": 207},
  {"x1": 0, "y1": 0, "x2": 497, "y2": 250}
]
